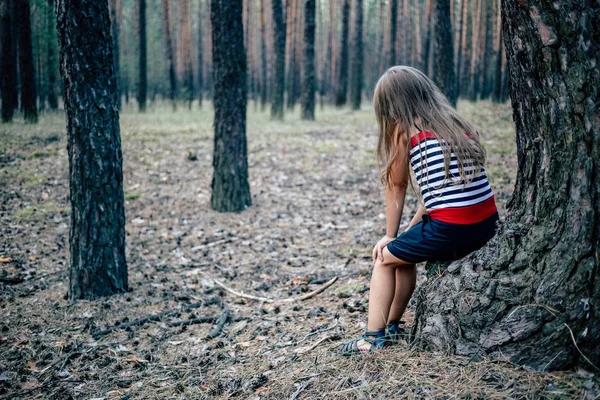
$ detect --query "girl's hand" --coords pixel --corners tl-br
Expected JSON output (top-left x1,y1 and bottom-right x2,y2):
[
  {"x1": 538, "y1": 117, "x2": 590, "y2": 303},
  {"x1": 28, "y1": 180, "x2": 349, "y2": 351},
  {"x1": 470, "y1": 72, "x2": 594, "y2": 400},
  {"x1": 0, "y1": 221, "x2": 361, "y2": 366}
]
[{"x1": 373, "y1": 235, "x2": 395, "y2": 263}]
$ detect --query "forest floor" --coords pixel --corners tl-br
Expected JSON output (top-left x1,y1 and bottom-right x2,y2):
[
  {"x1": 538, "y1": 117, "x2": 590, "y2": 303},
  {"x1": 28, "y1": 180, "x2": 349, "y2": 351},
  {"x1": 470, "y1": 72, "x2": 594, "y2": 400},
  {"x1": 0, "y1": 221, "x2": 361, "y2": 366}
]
[{"x1": 1, "y1": 100, "x2": 597, "y2": 400}]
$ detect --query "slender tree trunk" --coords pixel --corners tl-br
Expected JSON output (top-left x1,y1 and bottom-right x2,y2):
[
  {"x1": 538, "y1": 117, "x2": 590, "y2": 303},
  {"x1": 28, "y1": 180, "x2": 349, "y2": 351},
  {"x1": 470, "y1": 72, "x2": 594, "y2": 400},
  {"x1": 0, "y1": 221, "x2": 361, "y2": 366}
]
[
  {"x1": 350, "y1": 0, "x2": 363, "y2": 110},
  {"x1": 455, "y1": 0, "x2": 466, "y2": 96},
  {"x1": 389, "y1": 0, "x2": 397, "y2": 67},
  {"x1": 180, "y1": 0, "x2": 193, "y2": 109},
  {"x1": 1, "y1": 0, "x2": 16, "y2": 122},
  {"x1": 109, "y1": 0, "x2": 121, "y2": 109},
  {"x1": 300, "y1": 0, "x2": 315, "y2": 120},
  {"x1": 414, "y1": 0, "x2": 600, "y2": 371},
  {"x1": 210, "y1": 0, "x2": 251, "y2": 212},
  {"x1": 422, "y1": 0, "x2": 432, "y2": 76},
  {"x1": 198, "y1": 0, "x2": 204, "y2": 107},
  {"x1": 15, "y1": 0, "x2": 38, "y2": 123},
  {"x1": 286, "y1": 0, "x2": 298, "y2": 109},
  {"x1": 56, "y1": 0, "x2": 127, "y2": 300},
  {"x1": 334, "y1": 0, "x2": 350, "y2": 107},
  {"x1": 46, "y1": 0, "x2": 58, "y2": 110},
  {"x1": 271, "y1": 0, "x2": 286, "y2": 119},
  {"x1": 414, "y1": 0, "x2": 422, "y2": 68},
  {"x1": 162, "y1": 0, "x2": 177, "y2": 110},
  {"x1": 137, "y1": 0, "x2": 147, "y2": 111},
  {"x1": 468, "y1": 0, "x2": 481, "y2": 100},
  {"x1": 432, "y1": 0, "x2": 456, "y2": 106},
  {"x1": 259, "y1": 0, "x2": 267, "y2": 110}
]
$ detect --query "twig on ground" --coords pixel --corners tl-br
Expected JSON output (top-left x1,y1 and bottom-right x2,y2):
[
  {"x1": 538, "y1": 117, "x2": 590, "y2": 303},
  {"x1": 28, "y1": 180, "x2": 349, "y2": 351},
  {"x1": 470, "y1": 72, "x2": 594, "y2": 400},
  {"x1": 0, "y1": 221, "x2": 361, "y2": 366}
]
[
  {"x1": 92, "y1": 297, "x2": 220, "y2": 339},
  {"x1": 191, "y1": 237, "x2": 239, "y2": 252},
  {"x1": 0, "y1": 276, "x2": 25, "y2": 284},
  {"x1": 213, "y1": 276, "x2": 338, "y2": 303},
  {"x1": 168, "y1": 316, "x2": 216, "y2": 327},
  {"x1": 294, "y1": 334, "x2": 341, "y2": 355},
  {"x1": 207, "y1": 309, "x2": 230, "y2": 339},
  {"x1": 290, "y1": 380, "x2": 312, "y2": 400},
  {"x1": 213, "y1": 278, "x2": 273, "y2": 302}
]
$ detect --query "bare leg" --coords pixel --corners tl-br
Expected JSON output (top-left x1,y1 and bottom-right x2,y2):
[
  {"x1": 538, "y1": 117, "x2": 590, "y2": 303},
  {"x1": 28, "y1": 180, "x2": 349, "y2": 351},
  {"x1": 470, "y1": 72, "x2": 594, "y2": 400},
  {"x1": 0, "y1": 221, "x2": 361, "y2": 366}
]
[
  {"x1": 387, "y1": 264, "x2": 416, "y2": 323},
  {"x1": 356, "y1": 248, "x2": 413, "y2": 351}
]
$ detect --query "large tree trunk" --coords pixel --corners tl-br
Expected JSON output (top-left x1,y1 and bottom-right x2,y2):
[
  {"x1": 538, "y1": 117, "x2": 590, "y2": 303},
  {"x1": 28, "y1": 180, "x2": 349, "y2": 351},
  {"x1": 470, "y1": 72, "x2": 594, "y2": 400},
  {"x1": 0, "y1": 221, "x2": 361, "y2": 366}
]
[
  {"x1": 210, "y1": 0, "x2": 251, "y2": 212},
  {"x1": 15, "y1": 0, "x2": 37, "y2": 123},
  {"x1": 46, "y1": 0, "x2": 58, "y2": 110},
  {"x1": 349, "y1": 0, "x2": 363, "y2": 110},
  {"x1": 56, "y1": 0, "x2": 128, "y2": 300},
  {"x1": 432, "y1": 0, "x2": 456, "y2": 106},
  {"x1": 137, "y1": 0, "x2": 147, "y2": 111},
  {"x1": 162, "y1": 0, "x2": 177, "y2": 110},
  {"x1": 300, "y1": 0, "x2": 315, "y2": 120},
  {"x1": 271, "y1": 0, "x2": 286, "y2": 119},
  {"x1": 1, "y1": 0, "x2": 16, "y2": 122},
  {"x1": 334, "y1": 0, "x2": 350, "y2": 107},
  {"x1": 413, "y1": 0, "x2": 600, "y2": 370}
]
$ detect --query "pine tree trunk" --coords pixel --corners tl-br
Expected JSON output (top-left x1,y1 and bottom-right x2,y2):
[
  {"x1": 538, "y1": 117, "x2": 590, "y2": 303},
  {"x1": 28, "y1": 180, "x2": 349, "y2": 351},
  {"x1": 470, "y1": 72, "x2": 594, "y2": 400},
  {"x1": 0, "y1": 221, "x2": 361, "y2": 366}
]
[
  {"x1": 210, "y1": 0, "x2": 251, "y2": 213},
  {"x1": 109, "y1": 0, "x2": 121, "y2": 109},
  {"x1": 180, "y1": 0, "x2": 193, "y2": 109},
  {"x1": 334, "y1": 0, "x2": 350, "y2": 107},
  {"x1": 300, "y1": 0, "x2": 315, "y2": 120},
  {"x1": 259, "y1": 0, "x2": 267, "y2": 110},
  {"x1": 271, "y1": 0, "x2": 286, "y2": 119},
  {"x1": 137, "y1": 0, "x2": 147, "y2": 111},
  {"x1": 349, "y1": 0, "x2": 363, "y2": 110},
  {"x1": 162, "y1": 0, "x2": 177, "y2": 110},
  {"x1": 46, "y1": 0, "x2": 58, "y2": 110},
  {"x1": 15, "y1": 0, "x2": 38, "y2": 123},
  {"x1": 388, "y1": 0, "x2": 397, "y2": 67},
  {"x1": 56, "y1": 0, "x2": 127, "y2": 300},
  {"x1": 1, "y1": 0, "x2": 16, "y2": 122},
  {"x1": 455, "y1": 0, "x2": 466, "y2": 96},
  {"x1": 198, "y1": 0, "x2": 204, "y2": 107},
  {"x1": 432, "y1": 0, "x2": 456, "y2": 106},
  {"x1": 468, "y1": 0, "x2": 481, "y2": 100},
  {"x1": 422, "y1": 0, "x2": 432, "y2": 76},
  {"x1": 413, "y1": 0, "x2": 600, "y2": 371}
]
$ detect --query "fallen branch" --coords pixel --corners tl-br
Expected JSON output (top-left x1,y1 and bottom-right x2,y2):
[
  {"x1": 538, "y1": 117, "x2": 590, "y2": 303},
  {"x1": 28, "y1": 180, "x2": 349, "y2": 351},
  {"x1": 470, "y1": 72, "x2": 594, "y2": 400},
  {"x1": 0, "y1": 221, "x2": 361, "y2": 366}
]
[
  {"x1": 207, "y1": 309, "x2": 230, "y2": 339},
  {"x1": 0, "y1": 276, "x2": 25, "y2": 285},
  {"x1": 92, "y1": 297, "x2": 220, "y2": 339},
  {"x1": 191, "y1": 237, "x2": 239, "y2": 252},
  {"x1": 213, "y1": 278, "x2": 274, "y2": 303},
  {"x1": 168, "y1": 316, "x2": 216, "y2": 327},
  {"x1": 213, "y1": 276, "x2": 338, "y2": 304},
  {"x1": 294, "y1": 334, "x2": 341, "y2": 355}
]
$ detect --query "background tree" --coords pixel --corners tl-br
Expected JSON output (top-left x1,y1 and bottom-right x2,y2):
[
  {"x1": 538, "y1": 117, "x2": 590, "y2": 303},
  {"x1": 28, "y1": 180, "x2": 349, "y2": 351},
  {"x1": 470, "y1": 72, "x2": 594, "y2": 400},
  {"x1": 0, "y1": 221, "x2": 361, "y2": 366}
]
[
  {"x1": 210, "y1": 0, "x2": 251, "y2": 212},
  {"x1": 46, "y1": 0, "x2": 58, "y2": 110},
  {"x1": 16, "y1": 0, "x2": 38, "y2": 123},
  {"x1": 1, "y1": 0, "x2": 16, "y2": 122},
  {"x1": 349, "y1": 0, "x2": 363, "y2": 110},
  {"x1": 162, "y1": 0, "x2": 177, "y2": 110},
  {"x1": 109, "y1": 0, "x2": 121, "y2": 109},
  {"x1": 56, "y1": 0, "x2": 128, "y2": 300},
  {"x1": 198, "y1": 0, "x2": 204, "y2": 107},
  {"x1": 259, "y1": 0, "x2": 267, "y2": 110},
  {"x1": 388, "y1": 0, "x2": 397, "y2": 67},
  {"x1": 432, "y1": 0, "x2": 457, "y2": 106},
  {"x1": 334, "y1": 0, "x2": 350, "y2": 107},
  {"x1": 137, "y1": 0, "x2": 147, "y2": 111},
  {"x1": 271, "y1": 0, "x2": 286, "y2": 119},
  {"x1": 414, "y1": 0, "x2": 600, "y2": 370},
  {"x1": 301, "y1": 0, "x2": 315, "y2": 120}
]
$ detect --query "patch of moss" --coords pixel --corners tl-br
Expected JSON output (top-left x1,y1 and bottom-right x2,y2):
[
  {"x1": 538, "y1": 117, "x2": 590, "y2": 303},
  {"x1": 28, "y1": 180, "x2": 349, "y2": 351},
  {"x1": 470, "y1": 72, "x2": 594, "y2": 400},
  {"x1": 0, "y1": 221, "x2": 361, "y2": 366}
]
[
  {"x1": 125, "y1": 193, "x2": 141, "y2": 201},
  {"x1": 14, "y1": 201, "x2": 57, "y2": 222}
]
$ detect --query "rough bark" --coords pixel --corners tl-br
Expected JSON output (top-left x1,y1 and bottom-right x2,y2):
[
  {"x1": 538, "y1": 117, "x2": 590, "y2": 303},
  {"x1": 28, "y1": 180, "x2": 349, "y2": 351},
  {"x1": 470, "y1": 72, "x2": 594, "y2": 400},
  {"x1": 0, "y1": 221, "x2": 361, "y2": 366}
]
[
  {"x1": 334, "y1": 0, "x2": 350, "y2": 107},
  {"x1": 56, "y1": 0, "x2": 128, "y2": 300},
  {"x1": 388, "y1": 0, "x2": 397, "y2": 67},
  {"x1": 46, "y1": 0, "x2": 58, "y2": 110},
  {"x1": 15, "y1": 0, "x2": 38, "y2": 123},
  {"x1": 271, "y1": 0, "x2": 286, "y2": 119},
  {"x1": 413, "y1": 0, "x2": 600, "y2": 371},
  {"x1": 210, "y1": 0, "x2": 251, "y2": 212},
  {"x1": 1, "y1": 0, "x2": 16, "y2": 122},
  {"x1": 349, "y1": 0, "x2": 363, "y2": 110},
  {"x1": 137, "y1": 0, "x2": 147, "y2": 111},
  {"x1": 432, "y1": 0, "x2": 456, "y2": 107},
  {"x1": 300, "y1": 0, "x2": 315, "y2": 120},
  {"x1": 162, "y1": 0, "x2": 177, "y2": 110}
]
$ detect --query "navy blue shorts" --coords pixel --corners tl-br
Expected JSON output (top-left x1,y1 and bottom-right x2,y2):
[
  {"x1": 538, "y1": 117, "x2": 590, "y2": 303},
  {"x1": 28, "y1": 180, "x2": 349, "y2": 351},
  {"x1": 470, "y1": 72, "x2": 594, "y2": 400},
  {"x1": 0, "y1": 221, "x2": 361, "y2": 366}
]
[{"x1": 386, "y1": 212, "x2": 499, "y2": 264}]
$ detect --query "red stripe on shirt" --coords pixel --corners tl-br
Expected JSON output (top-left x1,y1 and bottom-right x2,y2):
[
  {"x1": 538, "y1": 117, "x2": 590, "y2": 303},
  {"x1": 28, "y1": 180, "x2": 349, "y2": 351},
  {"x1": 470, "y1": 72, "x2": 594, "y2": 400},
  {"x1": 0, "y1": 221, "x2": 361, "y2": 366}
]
[
  {"x1": 428, "y1": 196, "x2": 497, "y2": 224},
  {"x1": 410, "y1": 131, "x2": 436, "y2": 147}
]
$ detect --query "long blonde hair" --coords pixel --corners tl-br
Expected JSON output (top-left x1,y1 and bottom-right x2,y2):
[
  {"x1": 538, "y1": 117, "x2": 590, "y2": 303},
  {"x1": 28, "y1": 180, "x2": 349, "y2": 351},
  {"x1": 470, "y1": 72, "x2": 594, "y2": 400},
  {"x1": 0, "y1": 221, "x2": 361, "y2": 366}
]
[{"x1": 373, "y1": 66, "x2": 486, "y2": 189}]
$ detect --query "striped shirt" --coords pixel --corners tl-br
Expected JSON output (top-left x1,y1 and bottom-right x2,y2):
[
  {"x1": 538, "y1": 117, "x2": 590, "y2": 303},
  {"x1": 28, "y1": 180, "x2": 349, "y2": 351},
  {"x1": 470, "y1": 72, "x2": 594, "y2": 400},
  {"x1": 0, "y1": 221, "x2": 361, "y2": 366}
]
[{"x1": 409, "y1": 131, "x2": 496, "y2": 224}]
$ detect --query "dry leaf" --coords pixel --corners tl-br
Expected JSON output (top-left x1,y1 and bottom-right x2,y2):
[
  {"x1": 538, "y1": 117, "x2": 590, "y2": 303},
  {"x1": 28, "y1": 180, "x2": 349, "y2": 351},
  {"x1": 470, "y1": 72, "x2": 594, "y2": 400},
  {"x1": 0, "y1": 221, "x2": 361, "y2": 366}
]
[{"x1": 0, "y1": 257, "x2": 13, "y2": 263}]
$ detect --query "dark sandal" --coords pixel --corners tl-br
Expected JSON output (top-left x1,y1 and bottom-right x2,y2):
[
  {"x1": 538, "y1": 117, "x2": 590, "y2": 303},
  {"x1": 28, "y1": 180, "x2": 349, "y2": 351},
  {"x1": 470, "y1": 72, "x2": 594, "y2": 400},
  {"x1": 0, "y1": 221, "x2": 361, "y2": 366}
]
[
  {"x1": 386, "y1": 321, "x2": 406, "y2": 343},
  {"x1": 339, "y1": 328, "x2": 387, "y2": 355}
]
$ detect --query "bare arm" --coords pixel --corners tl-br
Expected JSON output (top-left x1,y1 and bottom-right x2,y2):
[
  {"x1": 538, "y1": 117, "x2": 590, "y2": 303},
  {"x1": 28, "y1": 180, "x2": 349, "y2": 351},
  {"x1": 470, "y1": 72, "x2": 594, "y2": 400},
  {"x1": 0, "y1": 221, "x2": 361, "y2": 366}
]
[{"x1": 405, "y1": 204, "x2": 427, "y2": 232}]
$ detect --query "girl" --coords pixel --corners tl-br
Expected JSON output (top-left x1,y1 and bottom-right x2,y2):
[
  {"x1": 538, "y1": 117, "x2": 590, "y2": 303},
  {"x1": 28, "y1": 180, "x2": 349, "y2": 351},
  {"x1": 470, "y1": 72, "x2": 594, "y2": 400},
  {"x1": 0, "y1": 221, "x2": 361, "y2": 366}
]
[{"x1": 340, "y1": 66, "x2": 499, "y2": 354}]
